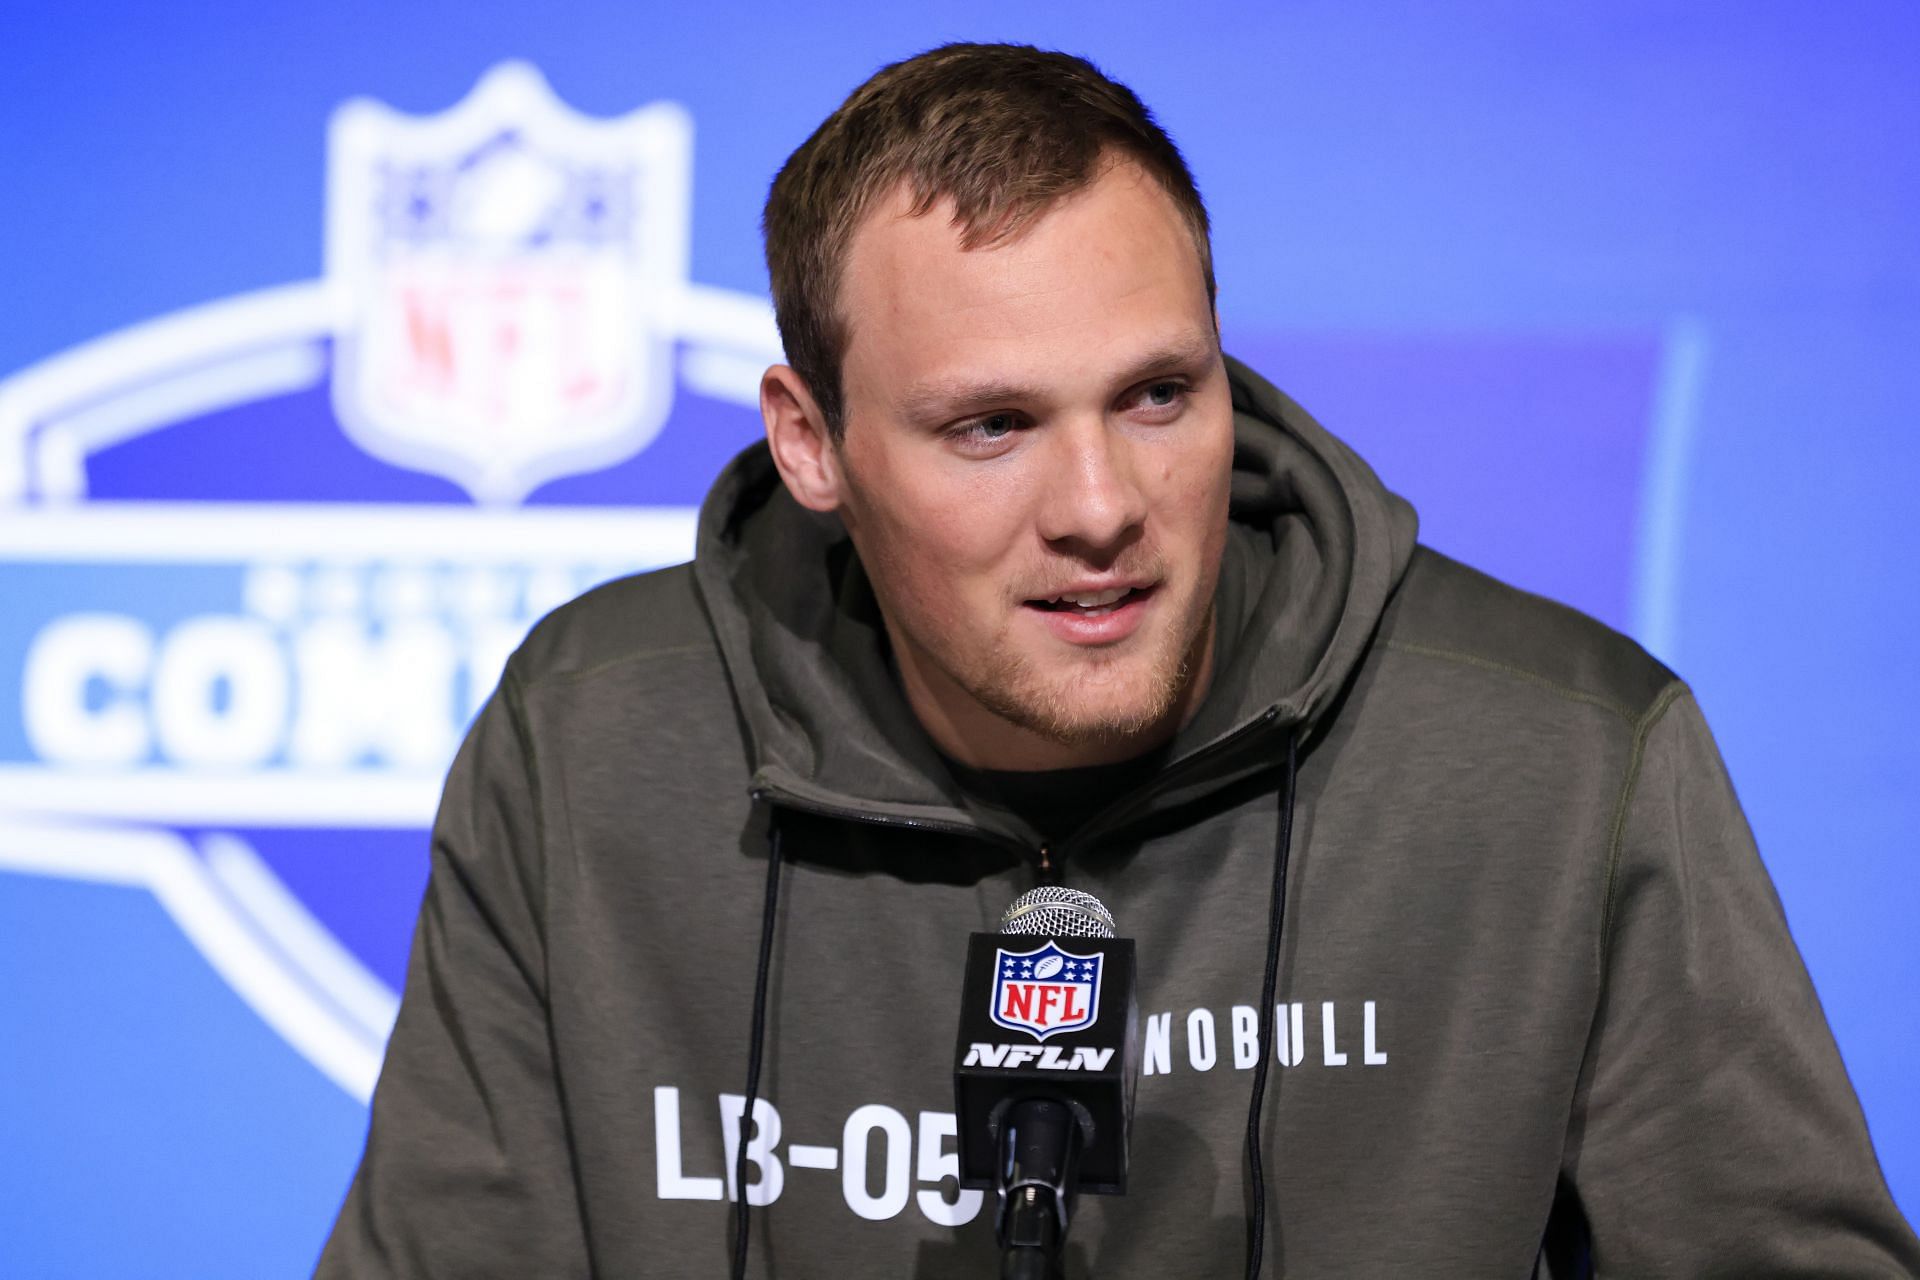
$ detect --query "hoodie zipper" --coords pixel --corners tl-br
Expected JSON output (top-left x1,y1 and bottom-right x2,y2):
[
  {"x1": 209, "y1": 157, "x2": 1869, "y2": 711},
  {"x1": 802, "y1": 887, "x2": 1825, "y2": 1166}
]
[
  {"x1": 1050, "y1": 705, "x2": 1290, "y2": 866},
  {"x1": 749, "y1": 786, "x2": 1044, "y2": 869}
]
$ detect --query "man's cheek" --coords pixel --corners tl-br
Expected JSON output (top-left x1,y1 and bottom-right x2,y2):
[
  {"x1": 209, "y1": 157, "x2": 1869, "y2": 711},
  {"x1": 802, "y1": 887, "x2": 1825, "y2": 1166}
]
[{"x1": 891, "y1": 545, "x2": 985, "y2": 634}]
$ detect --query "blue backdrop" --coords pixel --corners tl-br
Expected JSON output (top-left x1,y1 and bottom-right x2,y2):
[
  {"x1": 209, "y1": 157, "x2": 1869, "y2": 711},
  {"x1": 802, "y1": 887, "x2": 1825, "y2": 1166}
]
[{"x1": 2, "y1": 3, "x2": 1915, "y2": 1274}]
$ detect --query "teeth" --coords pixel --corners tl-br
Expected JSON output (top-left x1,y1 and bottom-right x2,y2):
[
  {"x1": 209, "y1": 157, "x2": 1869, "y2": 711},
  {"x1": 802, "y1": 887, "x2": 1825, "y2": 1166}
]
[{"x1": 1053, "y1": 587, "x2": 1132, "y2": 608}]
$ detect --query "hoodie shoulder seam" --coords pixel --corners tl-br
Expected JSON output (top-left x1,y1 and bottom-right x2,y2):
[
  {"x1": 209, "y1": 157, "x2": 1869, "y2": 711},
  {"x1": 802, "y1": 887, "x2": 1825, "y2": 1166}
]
[
  {"x1": 1598, "y1": 681, "x2": 1691, "y2": 971},
  {"x1": 1382, "y1": 639, "x2": 1642, "y2": 724},
  {"x1": 497, "y1": 665, "x2": 552, "y2": 1001},
  {"x1": 522, "y1": 641, "x2": 717, "y2": 693}
]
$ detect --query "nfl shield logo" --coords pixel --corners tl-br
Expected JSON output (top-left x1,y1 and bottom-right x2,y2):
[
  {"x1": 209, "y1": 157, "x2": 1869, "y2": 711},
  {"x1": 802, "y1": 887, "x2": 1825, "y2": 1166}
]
[
  {"x1": 990, "y1": 942, "x2": 1104, "y2": 1042},
  {"x1": 326, "y1": 62, "x2": 691, "y2": 504}
]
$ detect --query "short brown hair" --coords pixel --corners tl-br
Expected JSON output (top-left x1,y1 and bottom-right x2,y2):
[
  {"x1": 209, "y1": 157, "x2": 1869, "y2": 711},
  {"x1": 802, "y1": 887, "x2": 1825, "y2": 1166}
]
[{"x1": 763, "y1": 43, "x2": 1216, "y2": 439}]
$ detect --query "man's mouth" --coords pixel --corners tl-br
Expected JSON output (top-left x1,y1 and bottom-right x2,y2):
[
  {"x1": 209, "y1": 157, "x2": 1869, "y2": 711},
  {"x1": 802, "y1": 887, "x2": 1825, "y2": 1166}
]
[{"x1": 1027, "y1": 585, "x2": 1153, "y2": 617}]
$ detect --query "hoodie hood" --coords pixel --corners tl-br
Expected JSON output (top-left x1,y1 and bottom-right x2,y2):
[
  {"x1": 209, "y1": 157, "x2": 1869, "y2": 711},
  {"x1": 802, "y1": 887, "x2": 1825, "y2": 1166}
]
[{"x1": 692, "y1": 355, "x2": 1418, "y2": 839}]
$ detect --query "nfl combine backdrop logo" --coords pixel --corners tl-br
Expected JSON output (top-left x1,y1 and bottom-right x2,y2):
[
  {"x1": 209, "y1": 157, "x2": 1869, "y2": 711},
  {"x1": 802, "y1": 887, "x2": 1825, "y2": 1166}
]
[
  {"x1": 991, "y1": 943, "x2": 1103, "y2": 1041},
  {"x1": 0, "y1": 63, "x2": 777, "y2": 1101},
  {"x1": 328, "y1": 63, "x2": 691, "y2": 504}
]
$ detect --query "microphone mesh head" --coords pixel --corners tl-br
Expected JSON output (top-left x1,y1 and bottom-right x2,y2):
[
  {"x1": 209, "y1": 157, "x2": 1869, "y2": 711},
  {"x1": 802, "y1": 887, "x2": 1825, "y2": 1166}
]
[{"x1": 1000, "y1": 886, "x2": 1117, "y2": 939}]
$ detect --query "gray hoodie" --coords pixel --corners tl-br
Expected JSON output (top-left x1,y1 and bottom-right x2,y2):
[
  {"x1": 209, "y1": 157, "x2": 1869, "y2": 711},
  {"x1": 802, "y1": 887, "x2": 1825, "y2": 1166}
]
[{"x1": 319, "y1": 358, "x2": 1919, "y2": 1277}]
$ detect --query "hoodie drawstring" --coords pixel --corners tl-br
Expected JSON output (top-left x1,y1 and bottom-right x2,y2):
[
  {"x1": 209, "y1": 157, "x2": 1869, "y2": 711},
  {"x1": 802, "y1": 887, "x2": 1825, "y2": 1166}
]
[
  {"x1": 732, "y1": 816, "x2": 784, "y2": 1280},
  {"x1": 1245, "y1": 731, "x2": 1300, "y2": 1280},
  {"x1": 733, "y1": 735, "x2": 1298, "y2": 1278}
]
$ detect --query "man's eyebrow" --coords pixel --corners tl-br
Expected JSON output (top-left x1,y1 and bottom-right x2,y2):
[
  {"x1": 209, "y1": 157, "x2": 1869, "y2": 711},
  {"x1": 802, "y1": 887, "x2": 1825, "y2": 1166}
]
[
  {"x1": 1115, "y1": 332, "x2": 1221, "y2": 382},
  {"x1": 895, "y1": 332, "x2": 1220, "y2": 425},
  {"x1": 896, "y1": 378, "x2": 1037, "y2": 425}
]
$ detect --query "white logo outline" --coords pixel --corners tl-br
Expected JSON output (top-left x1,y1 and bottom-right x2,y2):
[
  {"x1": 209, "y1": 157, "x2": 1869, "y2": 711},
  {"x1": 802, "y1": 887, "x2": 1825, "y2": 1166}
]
[{"x1": 327, "y1": 62, "x2": 693, "y2": 505}]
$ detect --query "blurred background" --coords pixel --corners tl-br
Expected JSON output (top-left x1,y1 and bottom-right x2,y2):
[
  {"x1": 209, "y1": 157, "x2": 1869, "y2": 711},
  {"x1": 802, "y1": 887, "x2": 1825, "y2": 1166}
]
[{"x1": 2, "y1": 2, "x2": 1914, "y2": 1273}]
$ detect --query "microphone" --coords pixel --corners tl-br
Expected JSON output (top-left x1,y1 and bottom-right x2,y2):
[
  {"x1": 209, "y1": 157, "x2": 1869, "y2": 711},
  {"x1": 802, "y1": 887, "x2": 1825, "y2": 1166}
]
[{"x1": 953, "y1": 887, "x2": 1139, "y2": 1279}]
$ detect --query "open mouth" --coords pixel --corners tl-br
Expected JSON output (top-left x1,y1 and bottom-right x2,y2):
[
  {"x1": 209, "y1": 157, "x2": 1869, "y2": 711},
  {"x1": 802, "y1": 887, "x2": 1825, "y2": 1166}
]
[{"x1": 1027, "y1": 585, "x2": 1153, "y2": 617}]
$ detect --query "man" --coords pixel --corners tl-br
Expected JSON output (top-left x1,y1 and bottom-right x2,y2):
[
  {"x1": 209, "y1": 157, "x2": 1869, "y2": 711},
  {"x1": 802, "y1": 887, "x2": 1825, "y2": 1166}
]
[{"x1": 319, "y1": 44, "x2": 1919, "y2": 1277}]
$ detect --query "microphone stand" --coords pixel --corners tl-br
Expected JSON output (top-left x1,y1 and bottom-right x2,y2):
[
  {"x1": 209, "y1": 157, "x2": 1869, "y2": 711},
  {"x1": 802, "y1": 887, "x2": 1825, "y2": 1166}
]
[{"x1": 996, "y1": 1097, "x2": 1084, "y2": 1280}]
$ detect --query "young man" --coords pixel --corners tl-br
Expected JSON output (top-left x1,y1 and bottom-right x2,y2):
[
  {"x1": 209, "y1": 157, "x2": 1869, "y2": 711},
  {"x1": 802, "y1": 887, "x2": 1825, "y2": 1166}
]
[{"x1": 320, "y1": 44, "x2": 1919, "y2": 1276}]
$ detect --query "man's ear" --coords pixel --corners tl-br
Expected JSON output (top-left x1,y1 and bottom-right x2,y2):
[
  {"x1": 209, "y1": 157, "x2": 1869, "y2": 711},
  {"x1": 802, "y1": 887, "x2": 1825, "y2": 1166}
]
[{"x1": 761, "y1": 365, "x2": 844, "y2": 513}]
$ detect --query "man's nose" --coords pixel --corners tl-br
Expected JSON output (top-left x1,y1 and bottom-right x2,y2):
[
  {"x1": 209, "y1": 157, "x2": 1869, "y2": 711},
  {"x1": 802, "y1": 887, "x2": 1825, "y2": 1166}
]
[{"x1": 1033, "y1": 418, "x2": 1149, "y2": 554}]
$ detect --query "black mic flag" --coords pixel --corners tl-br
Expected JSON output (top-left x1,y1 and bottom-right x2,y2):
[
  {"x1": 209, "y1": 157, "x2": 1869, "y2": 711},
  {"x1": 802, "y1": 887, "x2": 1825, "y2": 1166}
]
[{"x1": 954, "y1": 887, "x2": 1139, "y2": 1275}]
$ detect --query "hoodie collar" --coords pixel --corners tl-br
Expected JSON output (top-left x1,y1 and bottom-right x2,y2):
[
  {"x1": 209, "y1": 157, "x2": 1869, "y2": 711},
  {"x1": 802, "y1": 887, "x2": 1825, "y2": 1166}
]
[{"x1": 692, "y1": 356, "x2": 1417, "y2": 839}]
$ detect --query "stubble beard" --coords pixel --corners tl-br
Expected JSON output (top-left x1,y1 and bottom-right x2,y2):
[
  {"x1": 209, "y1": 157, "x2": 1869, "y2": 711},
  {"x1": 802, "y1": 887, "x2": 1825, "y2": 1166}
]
[{"x1": 958, "y1": 589, "x2": 1215, "y2": 750}]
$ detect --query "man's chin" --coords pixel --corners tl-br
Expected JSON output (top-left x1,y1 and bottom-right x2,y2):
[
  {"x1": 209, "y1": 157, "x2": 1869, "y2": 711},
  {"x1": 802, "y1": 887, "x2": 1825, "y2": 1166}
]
[
  {"x1": 1023, "y1": 709, "x2": 1171, "y2": 750},
  {"x1": 977, "y1": 657, "x2": 1192, "y2": 751}
]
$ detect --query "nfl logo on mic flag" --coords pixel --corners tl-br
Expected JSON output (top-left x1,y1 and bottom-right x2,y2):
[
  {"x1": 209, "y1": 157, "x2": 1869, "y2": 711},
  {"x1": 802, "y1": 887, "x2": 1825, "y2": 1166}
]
[
  {"x1": 955, "y1": 933, "x2": 1137, "y2": 1194},
  {"x1": 991, "y1": 942, "x2": 1103, "y2": 1041}
]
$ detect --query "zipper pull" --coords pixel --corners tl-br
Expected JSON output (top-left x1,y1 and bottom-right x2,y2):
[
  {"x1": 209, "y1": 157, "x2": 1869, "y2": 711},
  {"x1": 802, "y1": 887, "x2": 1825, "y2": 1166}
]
[{"x1": 1036, "y1": 843, "x2": 1057, "y2": 884}]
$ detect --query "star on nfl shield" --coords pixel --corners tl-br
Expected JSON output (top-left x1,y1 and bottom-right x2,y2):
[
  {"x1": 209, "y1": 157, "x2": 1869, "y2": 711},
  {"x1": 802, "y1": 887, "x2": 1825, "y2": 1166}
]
[
  {"x1": 991, "y1": 942, "x2": 1104, "y2": 1041},
  {"x1": 326, "y1": 62, "x2": 691, "y2": 504}
]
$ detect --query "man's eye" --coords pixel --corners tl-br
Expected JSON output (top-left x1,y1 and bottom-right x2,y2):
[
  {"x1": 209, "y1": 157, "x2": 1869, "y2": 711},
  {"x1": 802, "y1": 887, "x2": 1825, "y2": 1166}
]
[
  {"x1": 957, "y1": 412, "x2": 1020, "y2": 443},
  {"x1": 1131, "y1": 380, "x2": 1187, "y2": 414}
]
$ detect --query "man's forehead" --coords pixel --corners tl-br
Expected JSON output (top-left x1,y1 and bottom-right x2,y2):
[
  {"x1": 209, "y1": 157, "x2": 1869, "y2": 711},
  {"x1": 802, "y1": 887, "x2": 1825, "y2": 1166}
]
[
  {"x1": 847, "y1": 157, "x2": 1175, "y2": 266},
  {"x1": 837, "y1": 161, "x2": 1214, "y2": 413}
]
